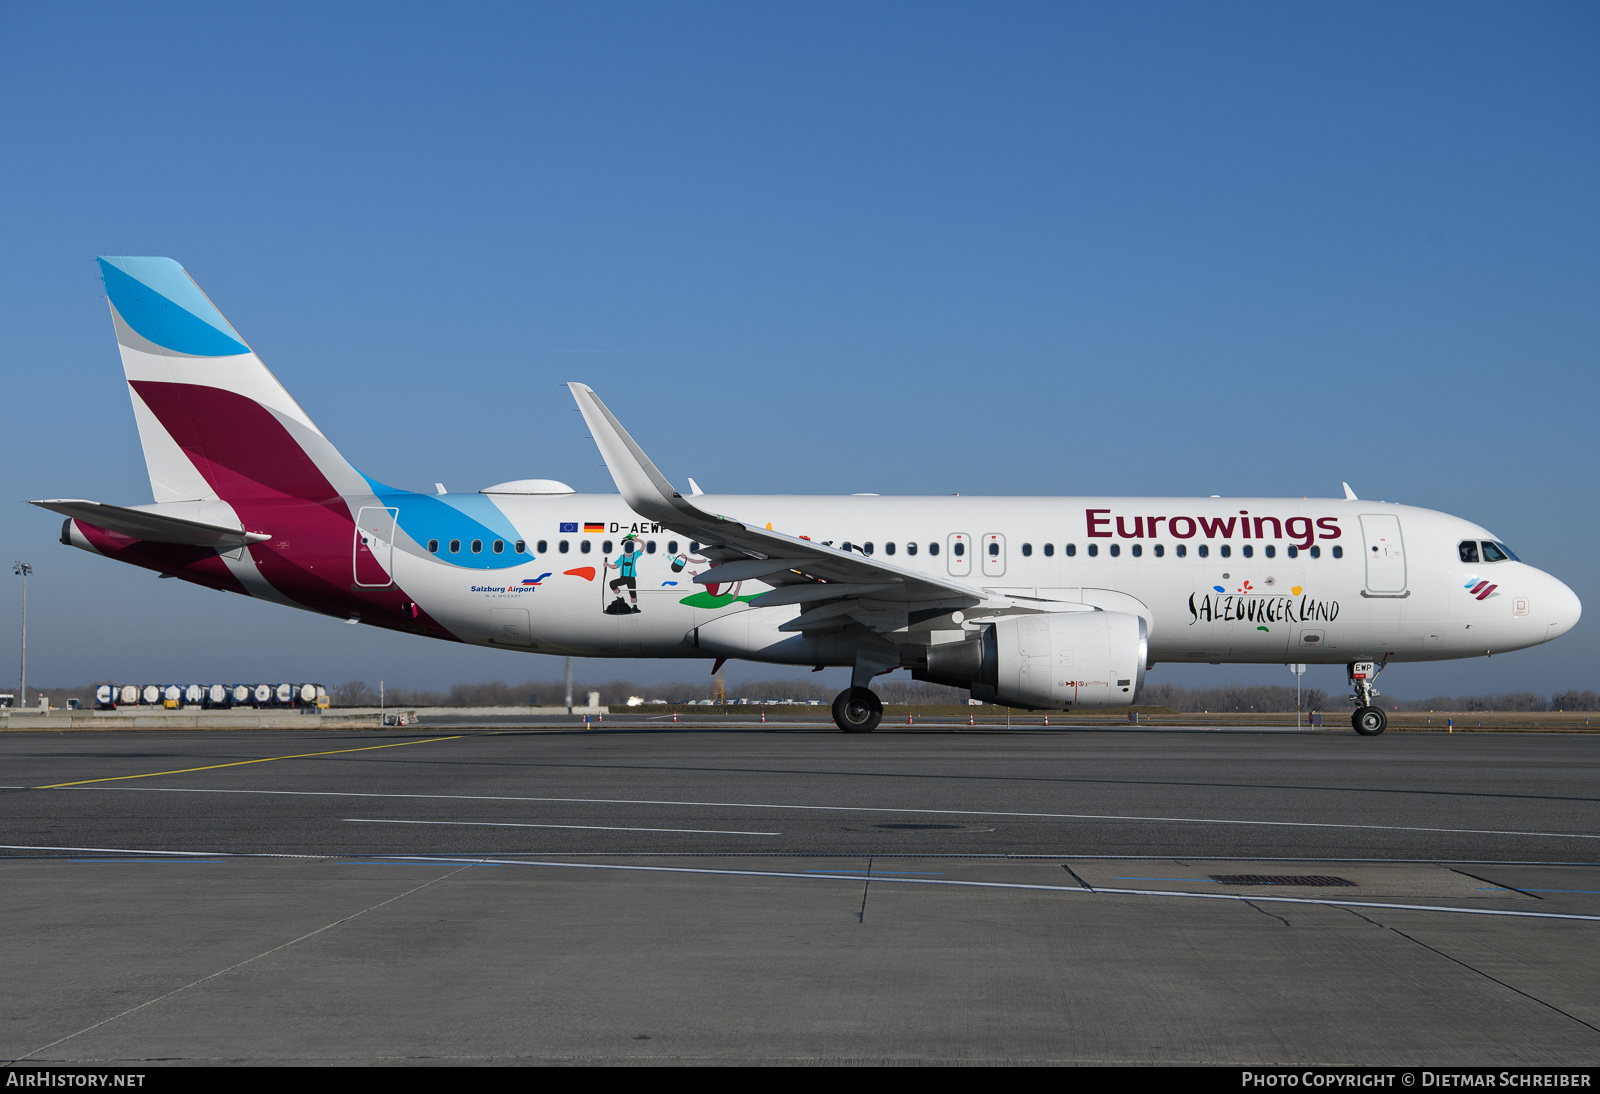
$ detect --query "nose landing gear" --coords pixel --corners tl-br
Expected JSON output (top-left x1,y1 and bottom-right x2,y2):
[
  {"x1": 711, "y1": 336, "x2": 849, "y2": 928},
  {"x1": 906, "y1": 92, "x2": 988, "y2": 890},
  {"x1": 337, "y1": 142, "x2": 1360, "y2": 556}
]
[
  {"x1": 1348, "y1": 661, "x2": 1388, "y2": 735},
  {"x1": 832, "y1": 687, "x2": 884, "y2": 733}
]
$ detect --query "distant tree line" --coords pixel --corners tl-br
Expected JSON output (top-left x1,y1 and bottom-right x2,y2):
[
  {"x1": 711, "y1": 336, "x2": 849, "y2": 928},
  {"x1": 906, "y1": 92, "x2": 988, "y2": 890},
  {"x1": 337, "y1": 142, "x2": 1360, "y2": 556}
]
[{"x1": 1393, "y1": 690, "x2": 1600, "y2": 712}]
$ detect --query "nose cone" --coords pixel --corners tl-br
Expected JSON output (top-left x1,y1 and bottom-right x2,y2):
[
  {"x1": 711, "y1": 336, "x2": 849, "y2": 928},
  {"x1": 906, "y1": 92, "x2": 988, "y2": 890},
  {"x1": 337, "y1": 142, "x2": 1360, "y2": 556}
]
[{"x1": 1545, "y1": 574, "x2": 1582, "y2": 641}]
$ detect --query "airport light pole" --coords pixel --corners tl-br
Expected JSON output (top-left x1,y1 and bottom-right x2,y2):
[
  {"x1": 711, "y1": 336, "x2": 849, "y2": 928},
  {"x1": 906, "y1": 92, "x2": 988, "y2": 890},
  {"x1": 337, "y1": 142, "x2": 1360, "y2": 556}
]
[
  {"x1": 13, "y1": 562, "x2": 31, "y2": 710},
  {"x1": 1288, "y1": 663, "x2": 1306, "y2": 728}
]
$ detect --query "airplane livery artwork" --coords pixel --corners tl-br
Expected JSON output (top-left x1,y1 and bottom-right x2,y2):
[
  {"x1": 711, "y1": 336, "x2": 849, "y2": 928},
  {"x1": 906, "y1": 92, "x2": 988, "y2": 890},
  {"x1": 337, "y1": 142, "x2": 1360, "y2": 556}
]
[{"x1": 37, "y1": 258, "x2": 1582, "y2": 734}]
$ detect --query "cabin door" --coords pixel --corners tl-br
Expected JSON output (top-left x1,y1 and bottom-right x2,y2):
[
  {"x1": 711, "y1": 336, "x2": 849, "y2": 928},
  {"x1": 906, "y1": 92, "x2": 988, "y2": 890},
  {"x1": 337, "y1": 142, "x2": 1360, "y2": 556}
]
[
  {"x1": 1359, "y1": 514, "x2": 1407, "y2": 595},
  {"x1": 354, "y1": 507, "x2": 399, "y2": 587}
]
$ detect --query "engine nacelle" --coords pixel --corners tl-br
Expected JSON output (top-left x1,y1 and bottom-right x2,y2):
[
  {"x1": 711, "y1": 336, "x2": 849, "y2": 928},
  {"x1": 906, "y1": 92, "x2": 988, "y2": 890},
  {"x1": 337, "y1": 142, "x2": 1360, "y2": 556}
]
[{"x1": 916, "y1": 610, "x2": 1148, "y2": 710}]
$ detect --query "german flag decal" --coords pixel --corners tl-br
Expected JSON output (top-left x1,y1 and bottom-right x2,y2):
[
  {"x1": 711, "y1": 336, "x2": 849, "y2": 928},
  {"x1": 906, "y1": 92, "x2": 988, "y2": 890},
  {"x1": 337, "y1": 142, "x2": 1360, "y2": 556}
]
[{"x1": 583, "y1": 522, "x2": 605, "y2": 534}]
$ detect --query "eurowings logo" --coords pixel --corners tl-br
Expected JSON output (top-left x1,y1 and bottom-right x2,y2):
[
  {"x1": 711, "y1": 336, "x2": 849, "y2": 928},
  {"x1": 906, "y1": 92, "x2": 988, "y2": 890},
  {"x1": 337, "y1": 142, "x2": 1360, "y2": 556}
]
[{"x1": 1464, "y1": 577, "x2": 1499, "y2": 601}]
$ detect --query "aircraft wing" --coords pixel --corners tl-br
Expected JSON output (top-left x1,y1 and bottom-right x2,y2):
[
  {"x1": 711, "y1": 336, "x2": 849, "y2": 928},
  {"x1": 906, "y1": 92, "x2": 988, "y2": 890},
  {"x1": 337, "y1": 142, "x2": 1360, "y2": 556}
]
[
  {"x1": 568, "y1": 383, "x2": 982, "y2": 629},
  {"x1": 31, "y1": 499, "x2": 271, "y2": 549}
]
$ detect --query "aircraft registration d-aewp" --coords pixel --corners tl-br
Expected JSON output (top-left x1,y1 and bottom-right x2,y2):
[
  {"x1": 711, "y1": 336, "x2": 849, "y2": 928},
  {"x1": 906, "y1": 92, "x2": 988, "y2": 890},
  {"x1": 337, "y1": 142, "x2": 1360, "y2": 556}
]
[{"x1": 37, "y1": 258, "x2": 1582, "y2": 734}]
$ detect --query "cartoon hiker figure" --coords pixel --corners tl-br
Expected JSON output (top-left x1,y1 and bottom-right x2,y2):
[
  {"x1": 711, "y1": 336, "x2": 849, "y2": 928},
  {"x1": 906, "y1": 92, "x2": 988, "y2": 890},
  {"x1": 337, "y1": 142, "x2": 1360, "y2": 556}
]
[{"x1": 605, "y1": 534, "x2": 643, "y2": 614}]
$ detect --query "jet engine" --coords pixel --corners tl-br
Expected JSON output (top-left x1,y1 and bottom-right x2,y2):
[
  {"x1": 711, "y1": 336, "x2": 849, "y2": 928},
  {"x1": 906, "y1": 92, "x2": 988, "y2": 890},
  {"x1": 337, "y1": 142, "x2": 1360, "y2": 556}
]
[{"x1": 914, "y1": 610, "x2": 1148, "y2": 709}]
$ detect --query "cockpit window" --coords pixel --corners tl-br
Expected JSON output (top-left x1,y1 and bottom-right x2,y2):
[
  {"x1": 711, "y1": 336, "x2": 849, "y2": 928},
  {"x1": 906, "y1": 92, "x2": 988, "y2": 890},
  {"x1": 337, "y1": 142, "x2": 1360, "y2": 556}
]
[
  {"x1": 1458, "y1": 541, "x2": 1479, "y2": 564},
  {"x1": 1494, "y1": 541, "x2": 1519, "y2": 562},
  {"x1": 1481, "y1": 541, "x2": 1509, "y2": 563}
]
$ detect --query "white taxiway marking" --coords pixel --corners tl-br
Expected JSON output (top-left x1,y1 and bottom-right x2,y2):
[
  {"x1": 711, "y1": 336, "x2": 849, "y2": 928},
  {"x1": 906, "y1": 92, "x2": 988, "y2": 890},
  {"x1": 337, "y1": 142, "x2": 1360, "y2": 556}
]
[
  {"x1": 344, "y1": 818, "x2": 781, "y2": 836},
  {"x1": 371, "y1": 855, "x2": 1600, "y2": 923},
  {"x1": 2, "y1": 841, "x2": 1595, "y2": 923},
  {"x1": 51, "y1": 785, "x2": 1600, "y2": 843}
]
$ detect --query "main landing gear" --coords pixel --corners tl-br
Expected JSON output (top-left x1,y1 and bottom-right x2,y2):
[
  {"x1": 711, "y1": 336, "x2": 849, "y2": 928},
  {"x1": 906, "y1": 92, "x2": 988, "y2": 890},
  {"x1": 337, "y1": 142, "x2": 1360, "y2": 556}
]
[
  {"x1": 1348, "y1": 660, "x2": 1388, "y2": 736},
  {"x1": 832, "y1": 687, "x2": 884, "y2": 733}
]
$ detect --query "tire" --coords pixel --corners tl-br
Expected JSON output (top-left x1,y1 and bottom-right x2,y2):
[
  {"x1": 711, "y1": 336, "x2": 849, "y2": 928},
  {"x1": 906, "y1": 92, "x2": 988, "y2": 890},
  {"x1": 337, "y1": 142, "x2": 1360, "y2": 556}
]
[
  {"x1": 1352, "y1": 706, "x2": 1387, "y2": 736},
  {"x1": 832, "y1": 687, "x2": 883, "y2": 733}
]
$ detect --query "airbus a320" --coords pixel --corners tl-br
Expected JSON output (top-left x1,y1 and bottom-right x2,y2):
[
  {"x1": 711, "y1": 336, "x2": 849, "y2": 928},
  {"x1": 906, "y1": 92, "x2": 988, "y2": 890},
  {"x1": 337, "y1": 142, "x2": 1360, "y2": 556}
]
[{"x1": 36, "y1": 257, "x2": 1582, "y2": 734}]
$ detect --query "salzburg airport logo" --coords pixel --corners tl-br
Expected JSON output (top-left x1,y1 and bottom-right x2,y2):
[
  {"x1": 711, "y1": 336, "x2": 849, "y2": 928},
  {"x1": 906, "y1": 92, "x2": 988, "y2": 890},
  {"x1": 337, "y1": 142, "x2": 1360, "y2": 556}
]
[
  {"x1": 1464, "y1": 577, "x2": 1500, "y2": 601},
  {"x1": 471, "y1": 573, "x2": 552, "y2": 595}
]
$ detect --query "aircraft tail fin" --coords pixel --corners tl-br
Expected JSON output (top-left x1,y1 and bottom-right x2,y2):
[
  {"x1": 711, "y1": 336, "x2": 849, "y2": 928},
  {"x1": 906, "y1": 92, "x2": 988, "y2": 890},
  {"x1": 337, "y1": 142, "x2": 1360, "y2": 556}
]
[{"x1": 97, "y1": 256, "x2": 364, "y2": 505}]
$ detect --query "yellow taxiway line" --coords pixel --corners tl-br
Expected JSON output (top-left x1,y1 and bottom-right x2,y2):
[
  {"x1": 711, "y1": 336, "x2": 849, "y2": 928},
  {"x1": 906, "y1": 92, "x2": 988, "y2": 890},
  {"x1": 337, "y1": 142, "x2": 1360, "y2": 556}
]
[{"x1": 33, "y1": 735, "x2": 467, "y2": 789}]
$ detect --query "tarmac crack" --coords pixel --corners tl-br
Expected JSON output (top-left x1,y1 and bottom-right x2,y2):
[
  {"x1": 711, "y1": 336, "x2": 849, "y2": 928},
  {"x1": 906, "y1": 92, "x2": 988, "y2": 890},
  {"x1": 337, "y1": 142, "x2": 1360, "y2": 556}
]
[
  {"x1": 6, "y1": 860, "x2": 479, "y2": 1064},
  {"x1": 1338, "y1": 906, "x2": 1600, "y2": 1035},
  {"x1": 1447, "y1": 865, "x2": 1543, "y2": 899},
  {"x1": 858, "y1": 856, "x2": 873, "y2": 923},
  {"x1": 1242, "y1": 900, "x2": 1291, "y2": 927},
  {"x1": 1059, "y1": 864, "x2": 1095, "y2": 891}
]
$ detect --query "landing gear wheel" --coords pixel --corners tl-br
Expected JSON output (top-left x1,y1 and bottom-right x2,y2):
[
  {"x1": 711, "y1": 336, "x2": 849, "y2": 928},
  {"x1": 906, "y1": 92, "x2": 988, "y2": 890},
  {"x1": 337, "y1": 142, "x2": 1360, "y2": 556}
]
[
  {"x1": 832, "y1": 687, "x2": 883, "y2": 733},
  {"x1": 1352, "y1": 706, "x2": 1387, "y2": 736}
]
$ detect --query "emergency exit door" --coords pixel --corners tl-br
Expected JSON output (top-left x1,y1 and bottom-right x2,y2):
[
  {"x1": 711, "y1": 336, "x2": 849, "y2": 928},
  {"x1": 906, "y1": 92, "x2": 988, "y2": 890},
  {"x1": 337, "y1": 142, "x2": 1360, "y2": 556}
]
[{"x1": 981, "y1": 533, "x2": 1006, "y2": 577}]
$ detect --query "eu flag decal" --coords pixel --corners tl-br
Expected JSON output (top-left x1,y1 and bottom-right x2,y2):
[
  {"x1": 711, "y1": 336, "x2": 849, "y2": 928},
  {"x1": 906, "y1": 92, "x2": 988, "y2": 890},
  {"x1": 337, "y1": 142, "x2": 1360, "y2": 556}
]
[{"x1": 559, "y1": 522, "x2": 578, "y2": 533}]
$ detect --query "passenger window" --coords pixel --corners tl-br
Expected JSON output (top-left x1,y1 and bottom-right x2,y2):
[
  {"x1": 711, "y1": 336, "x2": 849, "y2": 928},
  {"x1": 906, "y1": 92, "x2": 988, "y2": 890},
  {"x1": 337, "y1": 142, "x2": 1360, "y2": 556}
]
[
  {"x1": 668, "y1": 541, "x2": 679, "y2": 554},
  {"x1": 471, "y1": 540, "x2": 483, "y2": 554},
  {"x1": 515, "y1": 540, "x2": 526, "y2": 553},
  {"x1": 1310, "y1": 545, "x2": 1321, "y2": 559},
  {"x1": 1220, "y1": 545, "x2": 1231, "y2": 558},
  {"x1": 1131, "y1": 544, "x2": 1142, "y2": 557},
  {"x1": 1198, "y1": 545, "x2": 1209, "y2": 558},
  {"x1": 1154, "y1": 544, "x2": 1164, "y2": 558},
  {"x1": 603, "y1": 540, "x2": 612, "y2": 554},
  {"x1": 558, "y1": 540, "x2": 569, "y2": 553},
  {"x1": 906, "y1": 542, "x2": 917, "y2": 556},
  {"x1": 1065, "y1": 543, "x2": 1077, "y2": 557},
  {"x1": 427, "y1": 539, "x2": 439, "y2": 554},
  {"x1": 953, "y1": 542, "x2": 964, "y2": 557},
  {"x1": 1110, "y1": 544, "x2": 1121, "y2": 557},
  {"x1": 1481, "y1": 542, "x2": 1508, "y2": 563},
  {"x1": 536, "y1": 540, "x2": 547, "y2": 553},
  {"x1": 581, "y1": 541, "x2": 592, "y2": 554},
  {"x1": 1459, "y1": 541, "x2": 1479, "y2": 564},
  {"x1": 1332, "y1": 546, "x2": 1343, "y2": 559},
  {"x1": 690, "y1": 542, "x2": 700, "y2": 553},
  {"x1": 1264, "y1": 545, "x2": 1274, "y2": 559},
  {"x1": 929, "y1": 543, "x2": 939, "y2": 556},
  {"x1": 1043, "y1": 543, "x2": 1054, "y2": 557},
  {"x1": 885, "y1": 542, "x2": 896, "y2": 555},
  {"x1": 1241, "y1": 545, "x2": 1252, "y2": 559},
  {"x1": 449, "y1": 539, "x2": 461, "y2": 554},
  {"x1": 987, "y1": 541, "x2": 998, "y2": 557},
  {"x1": 646, "y1": 540, "x2": 656, "y2": 554},
  {"x1": 1287, "y1": 545, "x2": 1298, "y2": 558},
  {"x1": 1088, "y1": 543, "x2": 1099, "y2": 557},
  {"x1": 863, "y1": 542, "x2": 874, "y2": 555},
  {"x1": 1176, "y1": 544, "x2": 1186, "y2": 558},
  {"x1": 493, "y1": 540, "x2": 505, "y2": 554},
  {"x1": 1021, "y1": 543, "x2": 1032, "y2": 557}
]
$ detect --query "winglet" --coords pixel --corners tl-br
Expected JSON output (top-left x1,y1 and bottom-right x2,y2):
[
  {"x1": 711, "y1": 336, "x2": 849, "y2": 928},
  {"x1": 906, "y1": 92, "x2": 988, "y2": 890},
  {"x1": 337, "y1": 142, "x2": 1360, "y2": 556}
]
[
  {"x1": 567, "y1": 383, "x2": 732, "y2": 533},
  {"x1": 1342, "y1": 482, "x2": 1358, "y2": 501}
]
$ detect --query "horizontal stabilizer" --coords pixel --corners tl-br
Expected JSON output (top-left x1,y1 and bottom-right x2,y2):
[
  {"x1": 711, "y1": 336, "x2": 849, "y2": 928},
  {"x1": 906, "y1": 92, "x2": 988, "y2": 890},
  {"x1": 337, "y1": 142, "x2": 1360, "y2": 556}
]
[{"x1": 31, "y1": 499, "x2": 270, "y2": 549}]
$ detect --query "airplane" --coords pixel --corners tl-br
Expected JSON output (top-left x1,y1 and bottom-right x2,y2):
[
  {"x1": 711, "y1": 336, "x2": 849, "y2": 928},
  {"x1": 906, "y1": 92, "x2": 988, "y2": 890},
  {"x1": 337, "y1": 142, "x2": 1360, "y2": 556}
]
[{"x1": 34, "y1": 257, "x2": 1582, "y2": 735}]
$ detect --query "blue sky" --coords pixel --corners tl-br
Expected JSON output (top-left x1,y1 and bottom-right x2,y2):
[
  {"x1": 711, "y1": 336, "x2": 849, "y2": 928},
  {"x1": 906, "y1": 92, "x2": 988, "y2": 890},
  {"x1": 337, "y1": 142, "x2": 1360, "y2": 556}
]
[{"x1": 1, "y1": 3, "x2": 1595, "y2": 698}]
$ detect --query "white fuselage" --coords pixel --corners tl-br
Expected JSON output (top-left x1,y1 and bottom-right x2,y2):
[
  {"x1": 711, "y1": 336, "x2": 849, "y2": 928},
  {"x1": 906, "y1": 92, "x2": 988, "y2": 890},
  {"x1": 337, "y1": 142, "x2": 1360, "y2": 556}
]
[{"x1": 394, "y1": 493, "x2": 1580, "y2": 667}]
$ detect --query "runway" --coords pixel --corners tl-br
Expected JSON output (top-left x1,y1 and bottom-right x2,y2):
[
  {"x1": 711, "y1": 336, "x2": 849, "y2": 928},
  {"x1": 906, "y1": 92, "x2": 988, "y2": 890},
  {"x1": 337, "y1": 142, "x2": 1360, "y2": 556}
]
[{"x1": 2, "y1": 724, "x2": 1597, "y2": 1064}]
